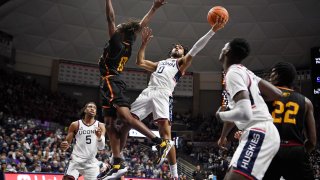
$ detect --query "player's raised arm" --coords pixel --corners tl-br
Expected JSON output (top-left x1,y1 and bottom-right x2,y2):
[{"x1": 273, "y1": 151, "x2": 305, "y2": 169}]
[
  {"x1": 139, "y1": 0, "x2": 166, "y2": 28},
  {"x1": 105, "y1": 0, "x2": 116, "y2": 37},
  {"x1": 136, "y1": 27, "x2": 158, "y2": 72},
  {"x1": 61, "y1": 121, "x2": 78, "y2": 151},
  {"x1": 179, "y1": 16, "x2": 226, "y2": 74}
]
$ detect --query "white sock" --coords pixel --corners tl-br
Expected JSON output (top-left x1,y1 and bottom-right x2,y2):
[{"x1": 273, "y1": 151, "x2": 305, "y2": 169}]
[{"x1": 169, "y1": 163, "x2": 178, "y2": 178}]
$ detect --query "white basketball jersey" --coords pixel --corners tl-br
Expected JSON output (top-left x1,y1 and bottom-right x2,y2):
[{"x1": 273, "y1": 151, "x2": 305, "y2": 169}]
[
  {"x1": 72, "y1": 120, "x2": 100, "y2": 159},
  {"x1": 225, "y1": 64, "x2": 273, "y2": 130},
  {"x1": 148, "y1": 58, "x2": 182, "y2": 92}
]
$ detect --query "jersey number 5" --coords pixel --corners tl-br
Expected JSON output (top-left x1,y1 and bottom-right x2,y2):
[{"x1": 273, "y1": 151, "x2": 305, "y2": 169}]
[
  {"x1": 272, "y1": 101, "x2": 299, "y2": 124},
  {"x1": 86, "y1": 135, "x2": 91, "y2": 144}
]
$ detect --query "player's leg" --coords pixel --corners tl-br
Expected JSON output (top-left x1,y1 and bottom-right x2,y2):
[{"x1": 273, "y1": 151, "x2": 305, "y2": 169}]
[
  {"x1": 111, "y1": 79, "x2": 161, "y2": 143},
  {"x1": 97, "y1": 115, "x2": 127, "y2": 180},
  {"x1": 262, "y1": 153, "x2": 282, "y2": 180},
  {"x1": 104, "y1": 115, "x2": 121, "y2": 159},
  {"x1": 100, "y1": 76, "x2": 122, "y2": 159},
  {"x1": 152, "y1": 92, "x2": 174, "y2": 167},
  {"x1": 120, "y1": 89, "x2": 152, "y2": 151},
  {"x1": 117, "y1": 107, "x2": 173, "y2": 167},
  {"x1": 284, "y1": 146, "x2": 314, "y2": 180},
  {"x1": 98, "y1": 103, "x2": 124, "y2": 179},
  {"x1": 117, "y1": 106, "x2": 161, "y2": 141},
  {"x1": 63, "y1": 160, "x2": 80, "y2": 180},
  {"x1": 119, "y1": 120, "x2": 131, "y2": 152},
  {"x1": 158, "y1": 120, "x2": 178, "y2": 179},
  {"x1": 83, "y1": 159, "x2": 101, "y2": 180}
]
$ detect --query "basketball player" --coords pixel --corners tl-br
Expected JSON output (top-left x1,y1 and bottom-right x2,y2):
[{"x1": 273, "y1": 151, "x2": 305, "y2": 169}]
[
  {"x1": 263, "y1": 62, "x2": 317, "y2": 180},
  {"x1": 98, "y1": 0, "x2": 169, "y2": 179},
  {"x1": 216, "y1": 38, "x2": 283, "y2": 180},
  {"x1": 60, "y1": 102, "x2": 106, "y2": 180},
  {"x1": 129, "y1": 17, "x2": 226, "y2": 179}
]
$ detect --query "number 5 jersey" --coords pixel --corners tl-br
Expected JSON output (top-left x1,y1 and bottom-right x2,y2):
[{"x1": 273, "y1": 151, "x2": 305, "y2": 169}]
[{"x1": 72, "y1": 120, "x2": 100, "y2": 160}]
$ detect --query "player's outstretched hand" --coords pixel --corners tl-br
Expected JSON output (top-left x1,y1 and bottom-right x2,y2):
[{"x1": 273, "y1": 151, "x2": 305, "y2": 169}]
[
  {"x1": 153, "y1": 0, "x2": 167, "y2": 9},
  {"x1": 60, "y1": 141, "x2": 70, "y2": 151},
  {"x1": 141, "y1": 27, "x2": 153, "y2": 45},
  {"x1": 212, "y1": 16, "x2": 227, "y2": 32}
]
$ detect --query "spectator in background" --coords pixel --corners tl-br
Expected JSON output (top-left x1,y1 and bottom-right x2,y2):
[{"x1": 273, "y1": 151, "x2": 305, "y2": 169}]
[
  {"x1": 1, "y1": 159, "x2": 7, "y2": 172},
  {"x1": 192, "y1": 165, "x2": 205, "y2": 180}
]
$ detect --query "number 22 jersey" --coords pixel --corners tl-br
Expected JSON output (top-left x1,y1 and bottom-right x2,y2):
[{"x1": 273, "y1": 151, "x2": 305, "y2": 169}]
[{"x1": 268, "y1": 87, "x2": 306, "y2": 144}]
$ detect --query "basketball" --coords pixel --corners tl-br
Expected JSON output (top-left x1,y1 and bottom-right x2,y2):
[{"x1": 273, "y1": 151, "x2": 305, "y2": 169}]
[{"x1": 207, "y1": 6, "x2": 229, "y2": 26}]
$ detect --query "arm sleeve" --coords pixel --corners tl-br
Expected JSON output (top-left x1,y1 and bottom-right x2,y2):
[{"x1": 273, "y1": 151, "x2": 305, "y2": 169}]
[
  {"x1": 187, "y1": 29, "x2": 215, "y2": 57},
  {"x1": 219, "y1": 99, "x2": 253, "y2": 122},
  {"x1": 97, "y1": 135, "x2": 106, "y2": 150}
]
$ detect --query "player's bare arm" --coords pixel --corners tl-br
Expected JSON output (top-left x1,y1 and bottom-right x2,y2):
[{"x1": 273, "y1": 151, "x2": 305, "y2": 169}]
[
  {"x1": 179, "y1": 16, "x2": 226, "y2": 73},
  {"x1": 136, "y1": 27, "x2": 158, "y2": 72},
  {"x1": 258, "y1": 79, "x2": 282, "y2": 101},
  {"x1": 217, "y1": 121, "x2": 235, "y2": 150},
  {"x1": 304, "y1": 97, "x2": 317, "y2": 153},
  {"x1": 216, "y1": 91, "x2": 252, "y2": 149},
  {"x1": 96, "y1": 122, "x2": 107, "y2": 139},
  {"x1": 96, "y1": 122, "x2": 107, "y2": 150},
  {"x1": 139, "y1": 0, "x2": 166, "y2": 28},
  {"x1": 61, "y1": 121, "x2": 78, "y2": 151},
  {"x1": 105, "y1": 0, "x2": 116, "y2": 37}
]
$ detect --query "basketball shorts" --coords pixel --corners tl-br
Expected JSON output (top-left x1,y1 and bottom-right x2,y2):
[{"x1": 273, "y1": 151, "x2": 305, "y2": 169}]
[
  {"x1": 229, "y1": 121, "x2": 280, "y2": 180},
  {"x1": 131, "y1": 87, "x2": 173, "y2": 121},
  {"x1": 100, "y1": 75, "x2": 130, "y2": 118},
  {"x1": 64, "y1": 154, "x2": 99, "y2": 179},
  {"x1": 263, "y1": 145, "x2": 314, "y2": 180}
]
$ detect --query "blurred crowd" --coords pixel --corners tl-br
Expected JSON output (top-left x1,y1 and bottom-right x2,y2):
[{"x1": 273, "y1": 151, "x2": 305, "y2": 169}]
[{"x1": 0, "y1": 70, "x2": 80, "y2": 126}]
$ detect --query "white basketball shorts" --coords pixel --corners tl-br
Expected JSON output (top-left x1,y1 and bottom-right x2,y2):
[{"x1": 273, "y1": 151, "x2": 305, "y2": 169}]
[
  {"x1": 131, "y1": 87, "x2": 173, "y2": 121},
  {"x1": 229, "y1": 121, "x2": 280, "y2": 180},
  {"x1": 64, "y1": 154, "x2": 100, "y2": 179}
]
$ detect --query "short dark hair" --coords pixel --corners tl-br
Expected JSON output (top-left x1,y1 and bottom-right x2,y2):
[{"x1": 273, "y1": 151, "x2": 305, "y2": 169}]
[
  {"x1": 79, "y1": 102, "x2": 96, "y2": 118},
  {"x1": 227, "y1": 38, "x2": 250, "y2": 63},
  {"x1": 271, "y1": 62, "x2": 297, "y2": 87},
  {"x1": 167, "y1": 43, "x2": 189, "y2": 57}
]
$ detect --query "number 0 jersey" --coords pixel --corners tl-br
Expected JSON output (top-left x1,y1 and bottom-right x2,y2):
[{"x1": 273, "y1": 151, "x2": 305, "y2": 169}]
[
  {"x1": 225, "y1": 64, "x2": 273, "y2": 130},
  {"x1": 267, "y1": 87, "x2": 306, "y2": 144},
  {"x1": 72, "y1": 120, "x2": 100, "y2": 159},
  {"x1": 148, "y1": 58, "x2": 182, "y2": 93}
]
